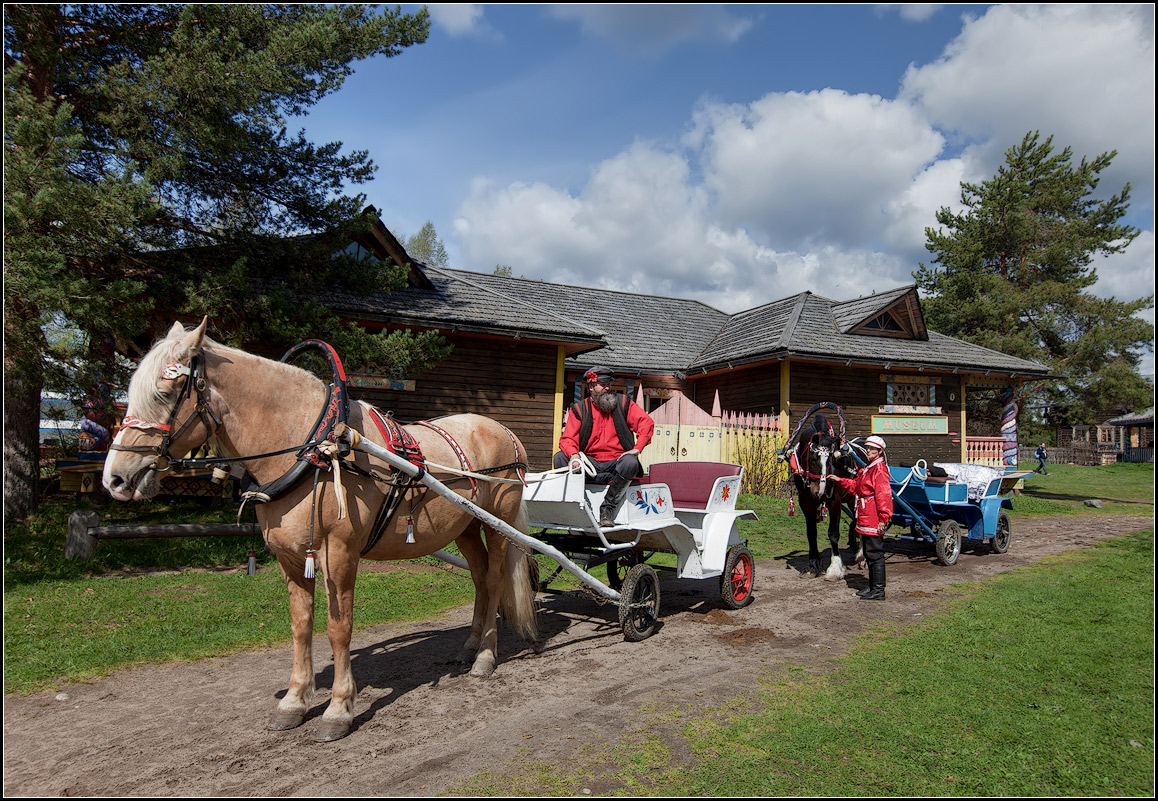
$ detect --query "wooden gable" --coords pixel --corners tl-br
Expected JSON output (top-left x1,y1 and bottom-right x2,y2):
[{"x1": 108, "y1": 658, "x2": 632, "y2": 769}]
[{"x1": 846, "y1": 287, "x2": 928, "y2": 340}]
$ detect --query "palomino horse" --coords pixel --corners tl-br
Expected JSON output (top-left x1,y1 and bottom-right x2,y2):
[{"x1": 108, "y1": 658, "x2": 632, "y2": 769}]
[
  {"x1": 789, "y1": 414, "x2": 862, "y2": 580},
  {"x1": 103, "y1": 320, "x2": 537, "y2": 742}
]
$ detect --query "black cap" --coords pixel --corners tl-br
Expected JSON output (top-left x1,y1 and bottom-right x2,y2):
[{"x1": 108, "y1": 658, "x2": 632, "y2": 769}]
[{"x1": 584, "y1": 366, "x2": 614, "y2": 383}]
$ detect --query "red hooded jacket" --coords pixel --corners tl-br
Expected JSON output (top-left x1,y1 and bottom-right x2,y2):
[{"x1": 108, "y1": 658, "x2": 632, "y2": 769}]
[{"x1": 836, "y1": 457, "x2": 893, "y2": 538}]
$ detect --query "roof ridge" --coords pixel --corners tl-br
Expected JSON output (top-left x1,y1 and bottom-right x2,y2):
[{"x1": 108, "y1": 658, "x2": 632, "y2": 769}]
[
  {"x1": 443, "y1": 267, "x2": 730, "y2": 316},
  {"x1": 777, "y1": 293, "x2": 810, "y2": 350}
]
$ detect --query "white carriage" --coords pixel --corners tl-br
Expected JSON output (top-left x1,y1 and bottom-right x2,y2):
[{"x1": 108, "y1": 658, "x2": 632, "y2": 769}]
[{"x1": 521, "y1": 461, "x2": 758, "y2": 639}]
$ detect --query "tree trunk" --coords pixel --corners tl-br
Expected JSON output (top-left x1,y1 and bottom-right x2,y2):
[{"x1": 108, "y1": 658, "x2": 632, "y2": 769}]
[{"x1": 4, "y1": 373, "x2": 42, "y2": 520}]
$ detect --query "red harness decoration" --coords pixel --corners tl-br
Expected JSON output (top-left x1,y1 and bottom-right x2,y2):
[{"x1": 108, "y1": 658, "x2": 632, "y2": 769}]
[
  {"x1": 415, "y1": 419, "x2": 477, "y2": 498},
  {"x1": 367, "y1": 408, "x2": 426, "y2": 470}
]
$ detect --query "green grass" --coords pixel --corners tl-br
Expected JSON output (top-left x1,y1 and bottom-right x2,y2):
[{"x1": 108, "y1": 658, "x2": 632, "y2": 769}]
[
  {"x1": 3, "y1": 495, "x2": 474, "y2": 694},
  {"x1": 456, "y1": 528, "x2": 1156, "y2": 797},
  {"x1": 1015, "y1": 461, "x2": 1154, "y2": 515}
]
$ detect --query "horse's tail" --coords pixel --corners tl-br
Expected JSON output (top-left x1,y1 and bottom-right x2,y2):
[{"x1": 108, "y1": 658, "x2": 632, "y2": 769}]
[{"x1": 499, "y1": 501, "x2": 539, "y2": 641}]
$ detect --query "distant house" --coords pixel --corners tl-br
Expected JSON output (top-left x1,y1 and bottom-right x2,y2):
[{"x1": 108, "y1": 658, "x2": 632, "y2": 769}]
[{"x1": 1105, "y1": 407, "x2": 1155, "y2": 463}]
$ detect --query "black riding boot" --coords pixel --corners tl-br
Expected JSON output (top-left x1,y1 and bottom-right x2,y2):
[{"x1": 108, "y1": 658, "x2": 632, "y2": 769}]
[
  {"x1": 856, "y1": 567, "x2": 875, "y2": 598},
  {"x1": 861, "y1": 562, "x2": 886, "y2": 601},
  {"x1": 599, "y1": 475, "x2": 631, "y2": 527}
]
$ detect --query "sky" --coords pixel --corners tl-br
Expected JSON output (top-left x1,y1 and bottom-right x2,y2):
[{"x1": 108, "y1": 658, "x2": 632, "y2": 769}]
[{"x1": 297, "y1": 3, "x2": 1155, "y2": 377}]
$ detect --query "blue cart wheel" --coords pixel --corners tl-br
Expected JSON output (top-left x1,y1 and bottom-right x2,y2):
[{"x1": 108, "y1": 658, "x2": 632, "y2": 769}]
[
  {"x1": 990, "y1": 511, "x2": 1011, "y2": 554},
  {"x1": 935, "y1": 520, "x2": 961, "y2": 566}
]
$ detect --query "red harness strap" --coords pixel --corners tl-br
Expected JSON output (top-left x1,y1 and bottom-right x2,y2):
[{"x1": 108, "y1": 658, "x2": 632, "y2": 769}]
[{"x1": 415, "y1": 419, "x2": 477, "y2": 498}]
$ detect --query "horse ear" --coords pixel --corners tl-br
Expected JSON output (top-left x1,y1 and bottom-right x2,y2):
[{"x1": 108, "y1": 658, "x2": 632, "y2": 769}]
[
  {"x1": 172, "y1": 317, "x2": 208, "y2": 362},
  {"x1": 167, "y1": 321, "x2": 186, "y2": 339}
]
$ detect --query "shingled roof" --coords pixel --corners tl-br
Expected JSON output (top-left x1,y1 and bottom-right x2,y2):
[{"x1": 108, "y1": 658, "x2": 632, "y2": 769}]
[
  {"x1": 685, "y1": 287, "x2": 1048, "y2": 377},
  {"x1": 318, "y1": 255, "x2": 1048, "y2": 379},
  {"x1": 313, "y1": 265, "x2": 608, "y2": 356}
]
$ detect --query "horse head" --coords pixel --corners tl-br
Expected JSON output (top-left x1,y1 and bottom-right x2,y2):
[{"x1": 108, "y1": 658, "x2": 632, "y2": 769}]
[{"x1": 103, "y1": 318, "x2": 218, "y2": 501}]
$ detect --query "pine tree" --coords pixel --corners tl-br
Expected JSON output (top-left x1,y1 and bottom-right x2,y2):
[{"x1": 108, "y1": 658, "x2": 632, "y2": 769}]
[
  {"x1": 4, "y1": 4, "x2": 437, "y2": 517},
  {"x1": 915, "y1": 131, "x2": 1154, "y2": 430}
]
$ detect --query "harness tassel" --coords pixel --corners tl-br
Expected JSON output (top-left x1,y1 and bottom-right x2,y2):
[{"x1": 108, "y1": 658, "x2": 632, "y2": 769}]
[
  {"x1": 304, "y1": 549, "x2": 316, "y2": 579},
  {"x1": 405, "y1": 515, "x2": 415, "y2": 544},
  {"x1": 247, "y1": 550, "x2": 256, "y2": 576},
  {"x1": 788, "y1": 498, "x2": 796, "y2": 516}
]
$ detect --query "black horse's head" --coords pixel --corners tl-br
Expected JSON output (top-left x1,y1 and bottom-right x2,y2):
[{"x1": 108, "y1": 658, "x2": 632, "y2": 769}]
[{"x1": 794, "y1": 414, "x2": 855, "y2": 500}]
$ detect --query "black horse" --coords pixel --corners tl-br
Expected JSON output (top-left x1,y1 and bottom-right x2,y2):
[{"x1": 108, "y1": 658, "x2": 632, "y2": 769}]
[{"x1": 790, "y1": 414, "x2": 862, "y2": 579}]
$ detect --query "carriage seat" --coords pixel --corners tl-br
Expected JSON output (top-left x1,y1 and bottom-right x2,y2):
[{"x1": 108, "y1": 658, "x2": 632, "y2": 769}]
[{"x1": 640, "y1": 461, "x2": 743, "y2": 510}]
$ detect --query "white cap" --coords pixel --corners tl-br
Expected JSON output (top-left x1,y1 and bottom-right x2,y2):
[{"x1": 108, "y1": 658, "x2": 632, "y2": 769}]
[{"x1": 865, "y1": 435, "x2": 887, "y2": 450}]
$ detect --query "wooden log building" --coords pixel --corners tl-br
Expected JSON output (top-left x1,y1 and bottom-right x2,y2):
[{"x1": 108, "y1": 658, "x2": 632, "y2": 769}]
[{"x1": 303, "y1": 209, "x2": 1051, "y2": 471}]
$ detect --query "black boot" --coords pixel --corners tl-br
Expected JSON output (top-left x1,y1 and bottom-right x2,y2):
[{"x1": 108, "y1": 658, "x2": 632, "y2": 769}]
[
  {"x1": 856, "y1": 568, "x2": 875, "y2": 598},
  {"x1": 599, "y1": 475, "x2": 631, "y2": 527},
  {"x1": 861, "y1": 562, "x2": 886, "y2": 601}
]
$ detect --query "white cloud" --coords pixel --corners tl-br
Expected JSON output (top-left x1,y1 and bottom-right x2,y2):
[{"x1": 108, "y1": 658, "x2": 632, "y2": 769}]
[
  {"x1": 1091, "y1": 230, "x2": 1156, "y2": 302},
  {"x1": 687, "y1": 89, "x2": 944, "y2": 254},
  {"x1": 900, "y1": 4, "x2": 1154, "y2": 214},
  {"x1": 875, "y1": 4, "x2": 944, "y2": 23},
  {"x1": 547, "y1": 4, "x2": 753, "y2": 54},
  {"x1": 427, "y1": 4, "x2": 494, "y2": 38}
]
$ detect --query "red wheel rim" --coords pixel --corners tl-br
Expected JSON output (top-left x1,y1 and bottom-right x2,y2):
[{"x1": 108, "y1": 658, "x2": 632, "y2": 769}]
[{"x1": 729, "y1": 554, "x2": 753, "y2": 600}]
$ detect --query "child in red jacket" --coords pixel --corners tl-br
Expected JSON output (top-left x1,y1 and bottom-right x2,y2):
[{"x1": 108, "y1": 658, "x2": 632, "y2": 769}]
[{"x1": 836, "y1": 435, "x2": 892, "y2": 600}]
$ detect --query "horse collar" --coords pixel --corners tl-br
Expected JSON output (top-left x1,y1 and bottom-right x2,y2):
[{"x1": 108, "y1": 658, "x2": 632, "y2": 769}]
[{"x1": 278, "y1": 339, "x2": 351, "y2": 471}]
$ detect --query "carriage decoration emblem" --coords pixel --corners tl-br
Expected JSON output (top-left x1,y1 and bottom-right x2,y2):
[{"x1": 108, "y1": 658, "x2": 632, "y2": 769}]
[{"x1": 632, "y1": 488, "x2": 667, "y2": 515}]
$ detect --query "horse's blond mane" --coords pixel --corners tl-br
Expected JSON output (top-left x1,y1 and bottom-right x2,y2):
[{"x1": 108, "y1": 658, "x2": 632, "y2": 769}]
[{"x1": 127, "y1": 325, "x2": 322, "y2": 423}]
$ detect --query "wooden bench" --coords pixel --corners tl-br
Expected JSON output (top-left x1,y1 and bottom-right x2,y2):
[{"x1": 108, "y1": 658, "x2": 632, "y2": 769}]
[{"x1": 641, "y1": 461, "x2": 743, "y2": 510}]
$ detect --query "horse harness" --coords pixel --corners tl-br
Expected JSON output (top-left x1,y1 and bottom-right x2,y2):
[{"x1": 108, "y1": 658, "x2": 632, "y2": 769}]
[{"x1": 115, "y1": 338, "x2": 527, "y2": 557}]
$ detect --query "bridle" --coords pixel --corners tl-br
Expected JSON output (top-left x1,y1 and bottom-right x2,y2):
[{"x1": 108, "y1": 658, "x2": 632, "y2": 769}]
[
  {"x1": 111, "y1": 340, "x2": 352, "y2": 503},
  {"x1": 110, "y1": 352, "x2": 221, "y2": 473}
]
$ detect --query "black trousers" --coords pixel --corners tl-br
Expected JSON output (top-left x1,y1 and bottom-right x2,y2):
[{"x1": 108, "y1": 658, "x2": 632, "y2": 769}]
[
  {"x1": 863, "y1": 533, "x2": 885, "y2": 567},
  {"x1": 552, "y1": 451, "x2": 642, "y2": 484}
]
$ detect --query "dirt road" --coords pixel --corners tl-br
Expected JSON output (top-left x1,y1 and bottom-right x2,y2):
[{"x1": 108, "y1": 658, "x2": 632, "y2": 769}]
[{"x1": 4, "y1": 513, "x2": 1151, "y2": 796}]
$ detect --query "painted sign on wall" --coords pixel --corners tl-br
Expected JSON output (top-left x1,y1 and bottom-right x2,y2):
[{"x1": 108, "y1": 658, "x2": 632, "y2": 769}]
[{"x1": 871, "y1": 415, "x2": 949, "y2": 435}]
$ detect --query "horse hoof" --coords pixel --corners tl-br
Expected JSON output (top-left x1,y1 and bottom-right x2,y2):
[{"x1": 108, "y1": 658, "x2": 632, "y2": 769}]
[
  {"x1": 469, "y1": 655, "x2": 497, "y2": 677},
  {"x1": 268, "y1": 710, "x2": 305, "y2": 731},
  {"x1": 313, "y1": 721, "x2": 352, "y2": 742}
]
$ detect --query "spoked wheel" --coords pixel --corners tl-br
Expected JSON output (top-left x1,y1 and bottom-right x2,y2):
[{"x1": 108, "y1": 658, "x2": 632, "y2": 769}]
[
  {"x1": 618, "y1": 563, "x2": 661, "y2": 642},
  {"x1": 934, "y1": 519, "x2": 962, "y2": 566},
  {"x1": 606, "y1": 549, "x2": 640, "y2": 591},
  {"x1": 990, "y1": 511, "x2": 1012, "y2": 554},
  {"x1": 720, "y1": 544, "x2": 755, "y2": 609}
]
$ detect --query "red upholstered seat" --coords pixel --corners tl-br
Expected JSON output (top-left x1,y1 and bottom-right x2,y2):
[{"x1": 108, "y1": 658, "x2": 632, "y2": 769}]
[{"x1": 643, "y1": 461, "x2": 742, "y2": 510}]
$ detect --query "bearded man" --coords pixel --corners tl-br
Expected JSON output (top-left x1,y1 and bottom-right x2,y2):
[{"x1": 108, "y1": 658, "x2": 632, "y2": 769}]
[{"x1": 552, "y1": 366, "x2": 655, "y2": 527}]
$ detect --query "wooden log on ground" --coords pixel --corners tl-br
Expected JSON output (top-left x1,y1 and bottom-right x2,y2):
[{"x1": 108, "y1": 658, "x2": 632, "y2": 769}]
[{"x1": 65, "y1": 511, "x2": 261, "y2": 560}]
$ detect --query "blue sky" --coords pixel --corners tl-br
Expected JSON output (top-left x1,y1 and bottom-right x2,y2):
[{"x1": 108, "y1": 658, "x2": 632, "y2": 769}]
[{"x1": 298, "y1": 4, "x2": 1155, "y2": 375}]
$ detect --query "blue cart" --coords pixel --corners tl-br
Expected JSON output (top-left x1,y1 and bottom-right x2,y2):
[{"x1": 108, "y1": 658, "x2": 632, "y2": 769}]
[{"x1": 882, "y1": 463, "x2": 1014, "y2": 566}]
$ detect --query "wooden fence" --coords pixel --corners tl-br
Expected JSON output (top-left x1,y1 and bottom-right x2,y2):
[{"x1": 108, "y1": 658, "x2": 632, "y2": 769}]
[{"x1": 641, "y1": 392, "x2": 787, "y2": 494}]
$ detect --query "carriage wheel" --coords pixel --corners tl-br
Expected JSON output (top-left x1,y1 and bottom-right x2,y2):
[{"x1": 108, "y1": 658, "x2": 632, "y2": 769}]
[
  {"x1": 606, "y1": 550, "x2": 640, "y2": 591},
  {"x1": 990, "y1": 511, "x2": 1012, "y2": 554},
  {"x1": 934, "y1": 520, "x2": 961, "y2": 566},
  {"x1": 720, "y1": 545, "x2": 755, "y2": 609},
  {"x1": 619, "y1": 563, "x2": 661, "y2": 641}
]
